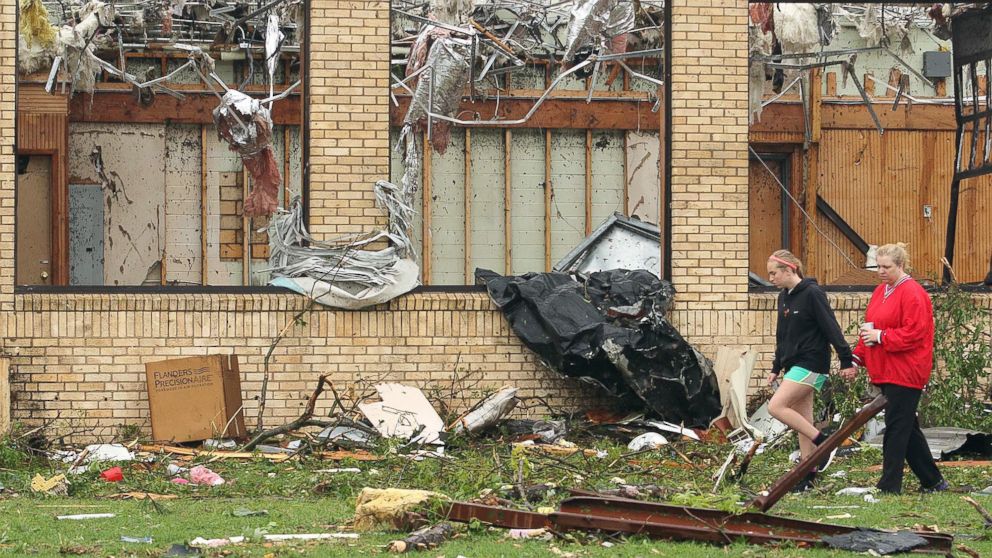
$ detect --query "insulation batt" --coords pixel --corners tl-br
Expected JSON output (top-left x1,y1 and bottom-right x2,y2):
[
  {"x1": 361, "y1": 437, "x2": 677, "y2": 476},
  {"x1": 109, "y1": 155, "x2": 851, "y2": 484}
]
[
  {"x1": 403, "y1": 36, "x2": 470, "y2": 155},
  {"x1": 212, "y1": 90, "x2": 282, "y2": 217},
  {"x1": 562, "y1": 0, "x2": 635, "y2": 63},
  {"x1": 774, "y1": 3, "x2": 819, "y2": 55}
]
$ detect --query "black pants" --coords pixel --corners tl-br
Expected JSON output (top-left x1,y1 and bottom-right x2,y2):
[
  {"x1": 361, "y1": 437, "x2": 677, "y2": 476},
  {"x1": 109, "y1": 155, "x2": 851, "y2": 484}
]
[{"x1": 877, "y1": 384, "x2": 944, "y2": 494}]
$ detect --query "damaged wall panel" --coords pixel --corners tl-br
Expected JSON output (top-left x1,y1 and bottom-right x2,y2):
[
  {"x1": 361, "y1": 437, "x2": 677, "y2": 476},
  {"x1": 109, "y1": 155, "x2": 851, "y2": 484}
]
[
  {"x1": 469, "y1": 129, "x2": 507, "y2": 278},
  {"x1": 429, "y1": 130, "x2": 466, "y2": 285},
  {"x1": 165, "y1": 124, "x2": 204, "y2": 285},
  {"x1": 68, "y1": 124, "x2": 165, "y2": 286},
  {"x1": 510, "y1": 129, "x2": 547, "y2": 275},
  {"x1": 811, "y1": 128, "x2": 992, "y2": 283},
  {"x1": 625, "y1": 131, "x2": 660, "y2": 224},
  {"x1": 550, "y1": 130, "x2": 588, "y2": 265},
  {"x1": 591, "y1": 131, "x2": 625, "y2": 226}
]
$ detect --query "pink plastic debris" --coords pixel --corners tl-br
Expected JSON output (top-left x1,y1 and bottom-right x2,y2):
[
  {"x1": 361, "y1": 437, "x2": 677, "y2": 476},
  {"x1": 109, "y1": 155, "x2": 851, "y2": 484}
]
[
  {"x1": 171, "y1": 478, "x2": 189, "y2": 485},
  {"x1": 189, "y1": 465, "x2": 225, "y2": 486}
]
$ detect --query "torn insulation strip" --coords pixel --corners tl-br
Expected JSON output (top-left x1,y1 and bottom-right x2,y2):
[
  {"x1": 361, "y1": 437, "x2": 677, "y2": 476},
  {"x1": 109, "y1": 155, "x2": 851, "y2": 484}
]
[
  {"x1": 266, "y1": 179, "x2": 419, "y2": 310},
  {"x1": 212, "y1": 90, "x2": 282, "y2": 217},
  {"x1": 562, "y1": 0, "x2": 635, "y2": 63},
  {"x1": 403, "y1": 35, "x2": 471, "y2": 155}
]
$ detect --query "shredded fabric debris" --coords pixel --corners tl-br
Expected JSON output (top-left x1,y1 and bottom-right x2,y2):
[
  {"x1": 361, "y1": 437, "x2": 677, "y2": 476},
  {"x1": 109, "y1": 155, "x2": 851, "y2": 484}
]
[
  {"x1": 774, "y1": 3, "x2": 819, "y2": 55},
  {"x1": 212, "y1": 90, "x2": 282, "y2": 217}
]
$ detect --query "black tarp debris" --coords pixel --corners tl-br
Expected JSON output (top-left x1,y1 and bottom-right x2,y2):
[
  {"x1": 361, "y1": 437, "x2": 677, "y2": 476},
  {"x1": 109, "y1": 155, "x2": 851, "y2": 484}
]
[
  {"x1": 476, "y1": 268, "x2": 720, "y2": 427},
  {"x1": 821, "y1": 529, "x2": 928, "y2": 555}
]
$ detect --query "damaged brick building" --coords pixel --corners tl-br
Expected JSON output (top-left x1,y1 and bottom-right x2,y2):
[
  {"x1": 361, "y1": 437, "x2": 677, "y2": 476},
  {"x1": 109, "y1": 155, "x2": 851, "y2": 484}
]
[{"x1": 2, "y1": 0, "x2": 991, "y2": 439}]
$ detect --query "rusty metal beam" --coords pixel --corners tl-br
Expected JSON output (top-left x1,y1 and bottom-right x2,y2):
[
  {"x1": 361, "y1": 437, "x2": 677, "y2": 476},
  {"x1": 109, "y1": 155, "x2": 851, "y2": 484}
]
[
  {"x1": 751, "y1": 394, "x2": 888, "y2": 512},
  {"x1": 443, "y1": 502, "x2": 548, "y2": 530}
]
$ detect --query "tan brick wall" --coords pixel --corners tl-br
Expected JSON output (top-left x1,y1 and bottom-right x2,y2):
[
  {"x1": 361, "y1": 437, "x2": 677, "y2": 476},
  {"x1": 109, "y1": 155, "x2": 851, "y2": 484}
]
[
  {"x1": 1, "y1": 1, "x2": 16, "y2": 312},
  {"x1": 669, "y1": 0, "x2": 750, "y2": 309},
  {"x1": 307, "y1": 0, "x2": 392, "y2": 239}
]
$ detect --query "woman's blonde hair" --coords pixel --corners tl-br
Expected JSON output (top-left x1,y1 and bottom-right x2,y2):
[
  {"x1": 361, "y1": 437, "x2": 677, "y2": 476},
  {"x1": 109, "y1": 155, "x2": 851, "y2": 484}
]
[
  {"x1": 877, "y1": 243, "x2": 910, "y2": 269},
  {"x1": 769, "y1": 249, "x2": 804, "y2": 278}
]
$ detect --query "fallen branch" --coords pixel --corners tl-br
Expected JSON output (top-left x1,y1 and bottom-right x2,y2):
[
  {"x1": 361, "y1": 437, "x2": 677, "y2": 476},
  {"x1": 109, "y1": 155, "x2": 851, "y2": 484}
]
[
  {"x1": 245, "y1": 374, "x2": 330, "y2": 451},
  {"x1": 962, "y1": 496, "x2": 992, "y2": 528}
]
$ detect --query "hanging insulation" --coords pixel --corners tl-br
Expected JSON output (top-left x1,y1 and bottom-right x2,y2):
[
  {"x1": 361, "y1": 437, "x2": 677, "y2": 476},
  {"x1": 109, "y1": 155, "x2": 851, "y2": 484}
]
[
  {"x1": 212, "y1": 90, "x2": 283, "y2": 217},
  {"x1": 774, "y1": 3, "x2": 819, "y2": 55},
  {"x1": 562, "y1": 0, "x2": 635, "y2": 63},
  {"x1": 20, "y1": 0, "x2": 57, "y2": 49}
]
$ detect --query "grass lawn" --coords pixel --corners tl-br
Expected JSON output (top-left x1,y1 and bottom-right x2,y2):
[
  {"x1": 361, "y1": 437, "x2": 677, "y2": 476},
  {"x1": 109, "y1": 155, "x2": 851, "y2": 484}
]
[{"x1": 1, "y1": 436, "x2": 991, "y2": 557}]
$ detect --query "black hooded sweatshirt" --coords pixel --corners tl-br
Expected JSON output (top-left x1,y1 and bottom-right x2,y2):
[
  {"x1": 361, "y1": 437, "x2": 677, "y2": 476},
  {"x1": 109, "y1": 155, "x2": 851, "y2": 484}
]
[{"x1": 772, "y1": 278, "x2": 853, "y2": 376}]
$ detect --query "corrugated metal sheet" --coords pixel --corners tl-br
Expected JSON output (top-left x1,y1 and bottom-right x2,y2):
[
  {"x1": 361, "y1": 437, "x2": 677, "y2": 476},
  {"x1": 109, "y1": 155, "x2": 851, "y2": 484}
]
[{"x1": 814, "y1": 129, "x2": 992, "y2": 283}]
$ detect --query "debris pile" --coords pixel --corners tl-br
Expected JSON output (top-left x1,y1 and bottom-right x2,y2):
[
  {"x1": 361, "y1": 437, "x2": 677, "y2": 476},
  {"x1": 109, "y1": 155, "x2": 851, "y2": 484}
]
[{"x1": 477, "y1": 268, "x2": 720, "y2": 427}]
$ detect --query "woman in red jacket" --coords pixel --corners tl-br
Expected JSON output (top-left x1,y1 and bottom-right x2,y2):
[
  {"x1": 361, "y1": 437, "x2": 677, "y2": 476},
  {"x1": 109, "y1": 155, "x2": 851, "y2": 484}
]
[{"x1": 841, "y1": 243, "x2": 947, "y2": 494}]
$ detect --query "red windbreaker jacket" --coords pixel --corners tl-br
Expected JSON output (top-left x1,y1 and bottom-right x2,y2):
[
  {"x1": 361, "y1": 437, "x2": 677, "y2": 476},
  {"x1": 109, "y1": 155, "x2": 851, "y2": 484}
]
[{"x1": 852, "y1": 278, "x2": 934, "y2": 390}]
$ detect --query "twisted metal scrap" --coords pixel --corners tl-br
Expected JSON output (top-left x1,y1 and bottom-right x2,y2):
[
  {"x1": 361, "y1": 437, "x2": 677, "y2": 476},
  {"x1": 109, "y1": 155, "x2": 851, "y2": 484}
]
[{"x1": 562, "y1": 0, "x2": 635, "y2": 63}]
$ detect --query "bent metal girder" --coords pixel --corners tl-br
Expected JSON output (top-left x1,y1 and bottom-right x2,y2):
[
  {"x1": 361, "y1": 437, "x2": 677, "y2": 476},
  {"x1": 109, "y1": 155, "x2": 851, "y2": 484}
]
[{"x1": 442, "y1": 395, "x2": 953, "y2": 554}]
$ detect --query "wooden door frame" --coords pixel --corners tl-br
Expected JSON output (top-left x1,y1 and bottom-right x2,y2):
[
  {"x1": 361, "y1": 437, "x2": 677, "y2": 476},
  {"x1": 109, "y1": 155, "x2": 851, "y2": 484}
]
[{"x1": 749, "y1": 143, "x2": 804, "y2": 256}]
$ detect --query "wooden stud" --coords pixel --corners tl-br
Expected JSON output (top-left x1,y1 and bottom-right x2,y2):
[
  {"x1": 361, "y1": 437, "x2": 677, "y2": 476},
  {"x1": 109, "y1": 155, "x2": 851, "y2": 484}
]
[
  {"x1": 544, "y1": 128, "x2": 552, "y2": 272},
  {"x1": 804, "y1": 144, "x2": 820, "y2": 279},
  {"x1": 936, "y1": 78, "x2": 947, "y2": 97},
  {"x1": 200, "y1": 125, "x2": 209, "y2": 285},
  {"x1": 825, "y1": 71, "x2": 837, "y2": 97},
  {"x1": 464, "y1": 128, "x2": 473, "y2": 284},
  {"x1": 422, "y1": 134, "x2": 433, "y2": 285},
  {"x1": 864, "y1": 73, "x2": 875, "y2": 96},
  {"x1": 242, "y1": 166, "x2": 249, "y2": 286},
  {"x1": 504, "y1": 129, "x2": 512, "y2": 275},
  {"x1": 623, "y1": 132, "x2": 629, "y2": 215},
  {"x1": 658, "y1": 93, "x2": 666, "y2": 266},
  {"x1": 585, "y1": 129, "x2": 593, "y2": 235},
  {"x1": 979, "y1": 75, "x2": 988, "y2": 96},
  {"x1": 283, "y1": 127, "x2": 291, "y2": 208},
  {"x1": 886, "y1": 68, "x2": 903, "y2": 97},
  {"x1": 811, "y1": 68, "x2": 823, "y2": 143}
]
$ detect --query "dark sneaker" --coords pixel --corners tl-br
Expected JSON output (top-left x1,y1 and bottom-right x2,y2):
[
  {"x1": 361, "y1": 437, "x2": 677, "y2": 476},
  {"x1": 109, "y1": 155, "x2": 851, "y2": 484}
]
[
  {"x1": 921, "y1": 479, "x2": 949, "y2": 493},
  {"x1": 791, "y1": 471, "x2": 817, "y2": 493},
  {"x1": 813, "y1": 429, "x2": 838, "y2": 472}
]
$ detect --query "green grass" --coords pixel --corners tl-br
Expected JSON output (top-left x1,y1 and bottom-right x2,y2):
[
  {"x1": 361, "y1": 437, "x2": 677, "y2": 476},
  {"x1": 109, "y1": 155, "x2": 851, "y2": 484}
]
[{"x1": 1, "y1": 436, "x2": 991, "y2": 557}]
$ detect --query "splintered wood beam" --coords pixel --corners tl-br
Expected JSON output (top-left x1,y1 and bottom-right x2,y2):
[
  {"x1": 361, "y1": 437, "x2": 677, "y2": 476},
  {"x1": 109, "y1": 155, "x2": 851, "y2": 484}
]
[
  {"x1": 464, "y1": 128, "x2": 473, "y2": 284},
  {"x1": 585, "y1": 129, "x2": 593, "y2": 235},
  {"x1": 423, "y1": 134, "x2": 433, "y2": 285},
  {"x1": 201, "y1": 125, "x2": 209, "y2": 285},
  {"x1": 544, "y1": 128, "x2": 552, "y2": 272},
  {"x1": 864, "y1": 73, "x2": 875, "y2": 96},
  {"x1": 936, "y1": 78, "x2": 947, "y2": 97},
  {"x1": 242, "y1": 166, "x2": 249, "y2": 286},
  {"x1": 504, "y1": 129, "x2": 513, "y2": 275}
]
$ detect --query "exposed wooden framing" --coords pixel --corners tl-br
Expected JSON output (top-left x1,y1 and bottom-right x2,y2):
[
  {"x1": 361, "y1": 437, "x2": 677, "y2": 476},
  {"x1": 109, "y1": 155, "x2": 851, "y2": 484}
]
[
  {"x1": 864, "y1": 73, "x2": 875, "y2": 96},
  {"x1": 936, "y1": 78, "x2": 947, "y2": 97},
  {"x1": 623, "y1": 132, "x2": 629, "y2": 215},
  {"x1": 283, "y1": 127, "x2": 291, "y2": 208},
  {"x1": 886, "y1": 69, "x2": 903, "y2": 97},
  {"x1": 658, "y1": 93, "x2": 666, "y2": 253},
  {"x1": 422, "y1": 134, "x2": 433, "y2": 285},
  {"x1": 810, "y1": 69, "x2": 823, "y2": 143},
  {"x1": 391, "y1": 97, "x2": 659, "y2": 130},
  {"x1": 242, "y1": 166, "x2": 249, "y2": 286},
  {"x1": 69, "y1": 92, "x2": 302, "y2": 125},
  {"x1": 504, "y1": 129, "x2": 512, "y2": 275},
  {"x1": 544, "y1": 128, "x2": 552, "y2": 272},
  {"x1": 980, "y1": 75, "x2": 989, "y2": 96},
  {"x1": 585, "y1": 129, "x2": 593, "y2": 235},
  {"x1": 464, "y1": 128, "x2": 473, "y2": 284},
  {"x1": 201, "y1": 125, "x2": 209, "y2": 285},
  {"x1": 804, "y1": 69, "x2": 823, "y2": 278},
  {"x1": 750, "y1": 102, "x2": 958, "y2": 134},
  {"x1": 825, "y1": 71, "x2": 837, "y2": 97}
]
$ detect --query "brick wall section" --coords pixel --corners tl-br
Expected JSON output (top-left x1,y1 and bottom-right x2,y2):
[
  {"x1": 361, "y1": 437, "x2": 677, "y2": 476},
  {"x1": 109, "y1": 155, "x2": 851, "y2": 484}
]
[
  {"x1": 669, "y1": 0, "x2": 750, "y2": 309},
  {"x1": 1, "y1": 3, "x2": 15, "y2": 311},
  {"x1": 308, "y1": 1, "x2": 392, "y2": 239},
  {"x1": 7, "y1": 293, "x2": 600, "y2": 439}
]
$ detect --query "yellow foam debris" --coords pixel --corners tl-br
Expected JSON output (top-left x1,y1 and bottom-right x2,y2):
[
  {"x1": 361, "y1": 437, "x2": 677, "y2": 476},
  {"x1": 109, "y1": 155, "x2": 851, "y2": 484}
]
[
  {"x1": 353, "y1": 487, "x2": 449, "y2": 531},
  {"x1": 20, "y1": 0, "x2": 57, "y2": 49}
]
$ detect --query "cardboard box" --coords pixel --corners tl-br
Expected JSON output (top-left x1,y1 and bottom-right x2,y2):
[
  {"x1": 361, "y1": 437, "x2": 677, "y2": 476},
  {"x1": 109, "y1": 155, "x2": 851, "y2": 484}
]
[{"x1": 145, "y1": 355, "x2": 246, "y2": 443}]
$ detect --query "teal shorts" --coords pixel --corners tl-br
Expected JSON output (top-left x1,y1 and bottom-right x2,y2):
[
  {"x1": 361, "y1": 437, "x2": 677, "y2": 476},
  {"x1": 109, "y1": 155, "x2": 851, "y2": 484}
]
[{"x1": 783, "y1": 366, "x2": 827, "y2": 392}]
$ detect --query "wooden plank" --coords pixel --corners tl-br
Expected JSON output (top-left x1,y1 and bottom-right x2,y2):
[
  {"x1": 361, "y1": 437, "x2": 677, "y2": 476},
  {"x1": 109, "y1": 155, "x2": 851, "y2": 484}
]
[
  {"x1": 623, "y1": 132, "x2": 629, "y2": 215},
  {"x1": 825, "y1": 71, "x2": 837, "y2": 97},
  {"x1": 810, "y1": 68, "x2": 822, "y2": 143},
  {"x1": 422, "y1": 134, "x2": 433, "y2": 285},
  {"x1": 201, "y1": 125, "x2": 209, "y2": 285},
  {"x1": 749, "y1": 158, "x2": 784, "y2": 275},
  {"x1": 804, "y1": 143, "x2": 819, "y2": 278},
  {"x1": 464, "y1": 129, "x2": 472, "y2": 284},
  {"x1": 585, "y1": 129, "x2": 593, "y2": 235},
  {"x1": 242, "y1": 166, "x2": 249, "y2": 286},
  {"x1": 936, "y1": 78, "x2": 947, "y2": 97},
  {"x1": 504, "y1": 129, "x2": 512, "y2": 275},
  {"x1": 544, "y1": 128, "x2": 552, "y2": 272},
  {"x1": 391, "y1": 96, "x2": 661, "y2": 130},
  {"x1": 752, "y1": 102, "x2": 957, "y2": 133},
  {"x1": 283, "y1": 127, "x2": 291, "y2": 208},
  {"x1": 864, "y1": 73, "x2": 875, "y2": 96},
  {"x1": 69, "y1": 92, "x2": 302, "y2": 125}
]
